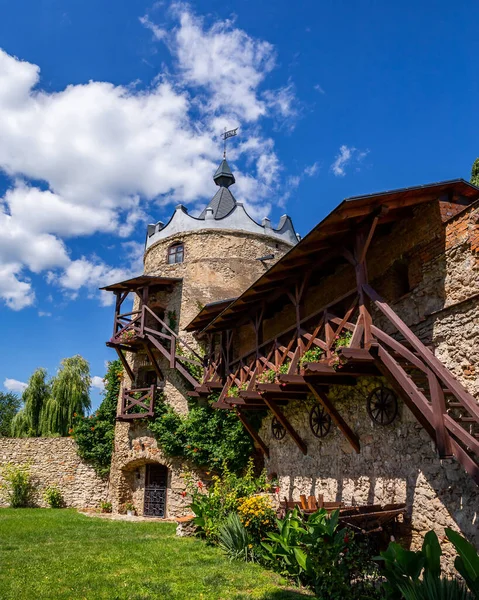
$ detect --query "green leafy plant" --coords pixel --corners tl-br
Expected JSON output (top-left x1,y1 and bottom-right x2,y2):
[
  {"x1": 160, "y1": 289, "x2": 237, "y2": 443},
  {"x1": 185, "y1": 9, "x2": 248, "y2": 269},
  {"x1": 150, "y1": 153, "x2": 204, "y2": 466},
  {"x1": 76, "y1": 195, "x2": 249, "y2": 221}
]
[
  {"x1": 167, "y1": 310, "x2": 178, "y2": 332},
  {"x1": 43, "y1": 485, "x2": 63, "y2": 508},
  {"x1": 176, "y1": 345, "x2": 204, "y2": 381},
  {"x1": 299, "y1": 347, "x2": 324, "y2": 366},
  {"x1": 187, "y1": 459, "x2": 274, "y2": 543},
  {"x1": 150, "y1": 396, "x2": 262, "y2": 473},
  {"x1": 218, "y1": 512, "x2": 253, "y2": 562},
  {"x1": 0, "y1": 462, "x2": 35, "y2": 508},
  {"x1": 378, "y1": 530, "x2": 477, "y2": 600},
  {"x1": 100, "y1": 501, "x2": 112, "y2": 513},
  {"x1": 262, "y1": 508, "x2": 380, "y2": 598},
  {"x1": 446, "y1": 528, "x2": 479, "y2": 598},
  {"x1": 334, "y1": 330, "x2": 353, "y2": 349},
  {"x1": 256, "y1": 369, "x2": 276, "y2": 384},
  {"x1": 397, "y1": 572, "x2": 472, "y2": 600},
  {"x1": 124, "y1": 502, "x2": 136, "y2": 514},
  {"x1": 72, "y1": 360, "x2": 122, "y2": 476}
]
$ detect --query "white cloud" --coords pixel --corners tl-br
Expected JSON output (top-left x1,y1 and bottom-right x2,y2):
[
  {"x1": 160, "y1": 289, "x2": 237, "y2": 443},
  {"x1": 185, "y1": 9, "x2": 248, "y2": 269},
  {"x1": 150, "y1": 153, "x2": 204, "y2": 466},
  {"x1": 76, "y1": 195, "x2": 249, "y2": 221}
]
[
  {"x1": 91, "y1": 376, "x2": 105, "y2": 392},
  {"x1": 38, "y1": 310, "x2": 52, "y2": 317},
  {"x1": 4, "y1": 378, "x2": 27, "y2": 393},
  {"x1": 304, "y1": 162, "x2": 319, "y2": 177},
  {"x1": 331, "y1": 145, "x2": 369, "y2": 177},
  {"x1": 0, "y1": 5, "x2": 298, "y2": 310}
]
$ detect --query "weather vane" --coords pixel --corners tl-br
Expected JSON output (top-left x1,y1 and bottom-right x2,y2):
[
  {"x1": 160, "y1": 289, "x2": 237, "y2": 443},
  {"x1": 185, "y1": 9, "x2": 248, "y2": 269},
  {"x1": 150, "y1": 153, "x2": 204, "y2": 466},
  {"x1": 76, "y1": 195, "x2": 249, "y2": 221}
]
[{"x1": 221, "y1": 127, "x2": 238, "y2": 159}]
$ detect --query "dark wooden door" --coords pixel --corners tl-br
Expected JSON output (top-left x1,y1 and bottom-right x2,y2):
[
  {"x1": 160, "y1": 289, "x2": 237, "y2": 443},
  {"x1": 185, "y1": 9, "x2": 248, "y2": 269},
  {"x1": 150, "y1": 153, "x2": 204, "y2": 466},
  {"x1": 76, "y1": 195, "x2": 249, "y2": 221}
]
[{"x1": 144, "y1": 464, "x2": 168, "y2": 517}]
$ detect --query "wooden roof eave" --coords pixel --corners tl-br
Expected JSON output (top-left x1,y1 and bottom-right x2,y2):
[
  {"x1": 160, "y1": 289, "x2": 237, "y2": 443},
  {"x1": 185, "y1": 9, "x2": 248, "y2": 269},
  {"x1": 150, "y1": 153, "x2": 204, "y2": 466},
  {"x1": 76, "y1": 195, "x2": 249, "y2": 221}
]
[{"x1": 197, "y1": 179, "x2": 479, "y2": 334}]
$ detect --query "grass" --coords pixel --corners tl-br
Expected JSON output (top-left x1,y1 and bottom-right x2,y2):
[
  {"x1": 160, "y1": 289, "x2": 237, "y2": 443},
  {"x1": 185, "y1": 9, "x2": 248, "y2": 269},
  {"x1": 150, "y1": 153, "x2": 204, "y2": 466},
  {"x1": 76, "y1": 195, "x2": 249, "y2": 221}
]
[{"x1": 0, "y1": 509, "x2": 313, "y2": 600}]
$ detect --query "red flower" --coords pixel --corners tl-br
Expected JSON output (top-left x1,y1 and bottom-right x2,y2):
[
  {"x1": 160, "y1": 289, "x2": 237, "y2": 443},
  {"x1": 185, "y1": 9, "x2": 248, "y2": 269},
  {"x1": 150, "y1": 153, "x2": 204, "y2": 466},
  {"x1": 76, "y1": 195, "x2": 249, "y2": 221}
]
[
  {"x1": 68, "y1": 428, "x2": 73, "y2": 434},
  {"x1": 181, "y1": 491, "x2": 187, "y2": 498},
  {"x1": 344, "y1": 534, "x2": 350, "y2": 544},
  {"x1": 91, "y1": 427, "x2": 95, "y2": 431},
  {"x1": 193, "y1": 448, "x2": 198, "y2": 453},
  {"x1": 274, "y1": 486, "x2": 280, "y2": 494},
  {"x1": 197, "y1": 481, "x2": 204, "y2": 489}
]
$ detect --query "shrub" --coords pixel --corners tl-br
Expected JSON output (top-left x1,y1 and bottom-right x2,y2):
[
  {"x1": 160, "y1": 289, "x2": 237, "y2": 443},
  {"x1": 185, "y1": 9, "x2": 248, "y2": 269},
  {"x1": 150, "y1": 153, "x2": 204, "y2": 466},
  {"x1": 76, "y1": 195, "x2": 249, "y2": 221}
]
[
  {"x1": 379, "y1": 529, "x2": 479, "y2": 600},
  {"x1": 187, "y1": 459, "x2": 274, "y2": 543},
  {"x1": 72, "y1": 360, "x2": 121, "y2": 476},
  {"x1": 218, "y1": 512, "x2": 253, "y2": 562},
  {"x1": 237, "y1": 495, "x2": 276, "y2": 542},
  {"x1": 100, "y1": 501, "x2": 112, "y2": 513},
  {"x1": 262, "y1": 508, "x2": 380, "y2": 598},
  {"x1": 150, "y1": 395, "x2": 262, "y2": 473},
  {"x1": 43, "y1": 485, "x2": 63, "y2": 508},
  {"x1": 0, "y1": 462, "x2": 35, "y2": 507}
]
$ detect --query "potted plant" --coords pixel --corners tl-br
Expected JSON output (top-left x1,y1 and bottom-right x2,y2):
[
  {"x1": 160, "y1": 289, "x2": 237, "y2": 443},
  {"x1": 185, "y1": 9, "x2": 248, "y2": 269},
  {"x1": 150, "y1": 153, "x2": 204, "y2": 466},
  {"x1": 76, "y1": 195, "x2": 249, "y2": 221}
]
[{"x1": 124, "y1": 501, "x2": 136, "y2": 517}]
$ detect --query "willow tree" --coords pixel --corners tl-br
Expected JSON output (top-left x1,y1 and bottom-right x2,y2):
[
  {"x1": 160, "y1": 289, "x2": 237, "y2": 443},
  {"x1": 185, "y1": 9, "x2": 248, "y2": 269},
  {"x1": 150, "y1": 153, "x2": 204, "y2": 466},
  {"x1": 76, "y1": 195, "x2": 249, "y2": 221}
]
[
  {"x1": 10, "y1": 368, "x2": 51, "y2": 437},
  {"x1": 471, "y1": 158, "x2": 479, "y2": 187},
  {"x1": 44, "y1": 355, "x2": 91, "y2": 436}
]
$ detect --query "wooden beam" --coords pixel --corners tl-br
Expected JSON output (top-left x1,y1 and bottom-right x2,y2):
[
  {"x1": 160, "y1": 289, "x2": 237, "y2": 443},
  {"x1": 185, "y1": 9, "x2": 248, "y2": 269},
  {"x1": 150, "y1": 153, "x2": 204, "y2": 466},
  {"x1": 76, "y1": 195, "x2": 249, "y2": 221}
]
[
  {"x1": 263, "y1": 398, "x2": 307, "y2": 454},
  {"x1": 307, "y1": 384, "x2": 360, "y2": 453},
  {"x1": 428, "y1": 369, "x2": 453, "y2": 458},
  {"x1": 364, "y1": 284, "x2": 479, "y2": 419},
  {"x1": 235, "y1": 409, "x2": 270, "y2": 458},
  {"x1": 142, "y1": 343, "x2": 164, "y2": 383},
  {"x1": 444, "y1": 414, "x2": 479, "y2": 457},
  {"x1": 114, "y1": 347, "x2": 135, "y2": 383},
  {"x1": 373, "y1": 345, "x2": 435, "y2": 438}
]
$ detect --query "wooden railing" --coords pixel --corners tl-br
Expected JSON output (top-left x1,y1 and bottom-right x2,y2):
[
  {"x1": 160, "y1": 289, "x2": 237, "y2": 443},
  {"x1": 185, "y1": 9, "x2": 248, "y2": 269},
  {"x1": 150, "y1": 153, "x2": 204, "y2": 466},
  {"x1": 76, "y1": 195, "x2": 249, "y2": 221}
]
[
  {"x1": 109, "y1": 305, "x2": 205, "y2": 388},
  {"x1": 118, "y1": 385, "x2": 157, "y2": 420}
]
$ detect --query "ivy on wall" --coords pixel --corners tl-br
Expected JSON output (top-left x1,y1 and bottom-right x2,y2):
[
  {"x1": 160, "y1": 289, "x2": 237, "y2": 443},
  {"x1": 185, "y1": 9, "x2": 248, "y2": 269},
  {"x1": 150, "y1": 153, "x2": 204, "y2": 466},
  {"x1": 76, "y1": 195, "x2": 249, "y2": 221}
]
[{"x1": 149, "y1": 395, "x2": 264, "y2": 473}]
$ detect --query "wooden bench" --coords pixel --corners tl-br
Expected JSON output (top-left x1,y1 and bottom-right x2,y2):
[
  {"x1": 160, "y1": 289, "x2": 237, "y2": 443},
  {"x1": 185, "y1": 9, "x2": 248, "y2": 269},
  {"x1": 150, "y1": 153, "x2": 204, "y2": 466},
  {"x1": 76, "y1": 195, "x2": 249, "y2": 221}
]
[{"x1": 278, "y1": 494, "x2": 406, "y2": 534}]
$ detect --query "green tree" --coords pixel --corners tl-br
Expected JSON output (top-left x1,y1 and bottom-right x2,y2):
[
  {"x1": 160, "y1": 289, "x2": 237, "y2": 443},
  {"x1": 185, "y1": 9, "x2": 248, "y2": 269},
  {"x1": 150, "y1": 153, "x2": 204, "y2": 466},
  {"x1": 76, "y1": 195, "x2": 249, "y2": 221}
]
[
  {"x1": 0, "y1": 392, "x2": 21, "y2": 437},
  {"x1": 72, "y1": 360, "x2": 122, "y2": 476},
  {"x1": 10, "y1": 368, "x2": 51, "y2": 437},
  {"x1": 45, "y1": 356, "x2": 91, "y2": 436},
  {"x1": 471, "y1": 158, "x2": 479, "y2": 187}
]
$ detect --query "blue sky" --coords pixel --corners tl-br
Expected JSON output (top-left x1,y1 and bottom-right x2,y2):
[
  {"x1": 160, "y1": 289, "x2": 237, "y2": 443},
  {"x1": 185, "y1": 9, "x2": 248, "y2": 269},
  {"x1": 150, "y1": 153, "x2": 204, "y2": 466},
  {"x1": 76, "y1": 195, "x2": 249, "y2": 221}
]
[{"x1": 1, "y1": 0, "x2": 478, "y2": 410}]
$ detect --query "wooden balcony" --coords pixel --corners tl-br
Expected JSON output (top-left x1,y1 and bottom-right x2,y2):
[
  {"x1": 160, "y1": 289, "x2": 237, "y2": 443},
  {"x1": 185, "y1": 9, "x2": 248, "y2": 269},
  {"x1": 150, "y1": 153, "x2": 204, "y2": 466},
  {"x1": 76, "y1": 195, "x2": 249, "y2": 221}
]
[{"x1": 196, "y1": 285, "x2": 479, "y2": 484}]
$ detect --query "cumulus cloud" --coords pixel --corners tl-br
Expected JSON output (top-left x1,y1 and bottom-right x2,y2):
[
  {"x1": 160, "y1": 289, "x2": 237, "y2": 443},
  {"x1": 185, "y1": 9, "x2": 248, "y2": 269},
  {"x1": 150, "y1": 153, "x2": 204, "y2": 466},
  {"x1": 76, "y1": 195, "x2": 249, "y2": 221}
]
[
  {"x1": 0, "y1": 4, "x2": 298, "y2": 310},
  {"x1": 331, "y1": 145, "x2": 369, "y2": 177},
  {"x1": 91, "y1": 376, "x2": 105, "y2": 392},
  {"x1": 4, "y1": 378, "x2": 27, "y2": 393}
]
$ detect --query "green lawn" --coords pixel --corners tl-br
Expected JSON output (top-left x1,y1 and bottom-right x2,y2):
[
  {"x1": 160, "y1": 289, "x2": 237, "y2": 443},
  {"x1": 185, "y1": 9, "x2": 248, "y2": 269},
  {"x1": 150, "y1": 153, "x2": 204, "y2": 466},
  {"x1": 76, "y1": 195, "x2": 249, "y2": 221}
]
[{"x1": 0, "y1": 509, "x2": 312, "y2": 600}]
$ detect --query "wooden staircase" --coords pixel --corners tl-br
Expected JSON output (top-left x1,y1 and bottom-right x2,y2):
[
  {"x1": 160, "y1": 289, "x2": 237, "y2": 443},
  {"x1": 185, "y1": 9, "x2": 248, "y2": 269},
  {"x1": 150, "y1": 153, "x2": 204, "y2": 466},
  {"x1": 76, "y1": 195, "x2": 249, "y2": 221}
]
[{"x1": 362, "y1": 284, "x2": 479, "y2": 484}]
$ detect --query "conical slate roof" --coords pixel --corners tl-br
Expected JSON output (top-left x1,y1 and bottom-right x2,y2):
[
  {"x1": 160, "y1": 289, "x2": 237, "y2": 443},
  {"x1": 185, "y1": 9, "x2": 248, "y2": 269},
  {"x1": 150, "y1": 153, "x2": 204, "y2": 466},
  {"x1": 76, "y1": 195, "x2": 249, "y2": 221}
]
[
  {"x1": 198, "y1": 186, "x2": 237, "y2": 219},
  {"x1": 198, "y1": 158, "x2": 237, "y2": 219}
]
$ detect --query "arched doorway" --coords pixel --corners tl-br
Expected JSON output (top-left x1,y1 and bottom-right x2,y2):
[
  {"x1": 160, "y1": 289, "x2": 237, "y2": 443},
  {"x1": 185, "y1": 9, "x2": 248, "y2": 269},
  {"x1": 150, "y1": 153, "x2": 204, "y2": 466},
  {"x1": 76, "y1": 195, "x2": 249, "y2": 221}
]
[{"x1": 144, "y1": 464, "x2": 168, "y2": 517}]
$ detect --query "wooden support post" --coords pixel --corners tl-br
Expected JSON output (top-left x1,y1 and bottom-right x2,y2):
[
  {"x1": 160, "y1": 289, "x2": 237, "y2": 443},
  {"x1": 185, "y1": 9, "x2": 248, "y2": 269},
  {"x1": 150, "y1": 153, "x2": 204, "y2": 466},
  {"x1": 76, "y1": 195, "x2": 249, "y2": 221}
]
[
  {"x1": 427, "y1": 369, "x2": 453, "y2": 458},
  {"x1": 263, "y1": 397, "x2": 307, "y2": 455},
  {"x1": 143, "y1": 343, "x2": 163, "y2": 383},
  {"x1": 354, "y1": 233, "x2": 372, "y2": 348},
  {"x1": 236, "y1": 409, "x2": 270, "y2": 458},
  {"x1": 307, "y1": 383, "x2": 360, "y2": 453},
  {"x1": 115, "y1": 347, "x2": 135, "y2": 383}
]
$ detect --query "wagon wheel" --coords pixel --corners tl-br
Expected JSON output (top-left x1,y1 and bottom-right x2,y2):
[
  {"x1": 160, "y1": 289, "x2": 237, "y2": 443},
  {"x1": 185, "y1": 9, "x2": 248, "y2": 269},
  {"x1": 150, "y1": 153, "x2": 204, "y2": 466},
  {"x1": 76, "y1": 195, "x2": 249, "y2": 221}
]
[
  {"x1": 309, "y1": 404, "x2": 332, "y2": 438},
  {"x1": 271, "y1": 417, "x2": 286, "y2": 440},
  {"x1": 367, "y1": 387, "x2": 398, "y2": 425}
]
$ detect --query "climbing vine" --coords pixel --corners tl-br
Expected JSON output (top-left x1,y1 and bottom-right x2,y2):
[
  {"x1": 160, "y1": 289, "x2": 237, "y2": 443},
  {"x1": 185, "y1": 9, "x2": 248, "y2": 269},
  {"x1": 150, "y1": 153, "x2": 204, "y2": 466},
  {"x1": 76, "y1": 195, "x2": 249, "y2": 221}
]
[{"x1": 149, "y1": 394, "x2": 264, "y2": 473}]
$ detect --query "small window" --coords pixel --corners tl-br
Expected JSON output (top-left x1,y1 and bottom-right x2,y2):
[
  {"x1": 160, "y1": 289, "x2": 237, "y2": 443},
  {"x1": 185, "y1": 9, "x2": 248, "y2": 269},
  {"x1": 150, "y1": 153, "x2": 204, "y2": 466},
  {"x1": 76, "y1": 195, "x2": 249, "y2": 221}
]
[{"x1": 167, "y1": 242, "x2": 184, "y2": 264}]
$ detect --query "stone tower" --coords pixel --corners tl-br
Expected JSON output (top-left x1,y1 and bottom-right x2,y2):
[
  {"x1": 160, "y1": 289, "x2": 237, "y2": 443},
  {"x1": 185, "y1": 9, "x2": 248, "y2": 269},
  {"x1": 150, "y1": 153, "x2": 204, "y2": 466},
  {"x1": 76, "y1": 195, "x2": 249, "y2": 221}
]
[{"x1": 106, "y1": 158, "x2": 298, "y2": 517}]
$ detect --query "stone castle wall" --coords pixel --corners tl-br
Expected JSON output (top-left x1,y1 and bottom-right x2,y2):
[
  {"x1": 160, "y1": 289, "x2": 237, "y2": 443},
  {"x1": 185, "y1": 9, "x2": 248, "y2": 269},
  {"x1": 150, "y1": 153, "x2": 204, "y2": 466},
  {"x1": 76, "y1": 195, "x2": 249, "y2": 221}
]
[
  {"x1": 259, "y1": 378, "x2": 479, "y2": 563},
  {"x1": 0, "y1": 438, "x2": 107, "y2": 508},
  {"x1": 109, "y1": 227, "x2": 293, "y2": 517},
  {"x1": 231, "y1": 198, "x2": 479, "y2": 559}
]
